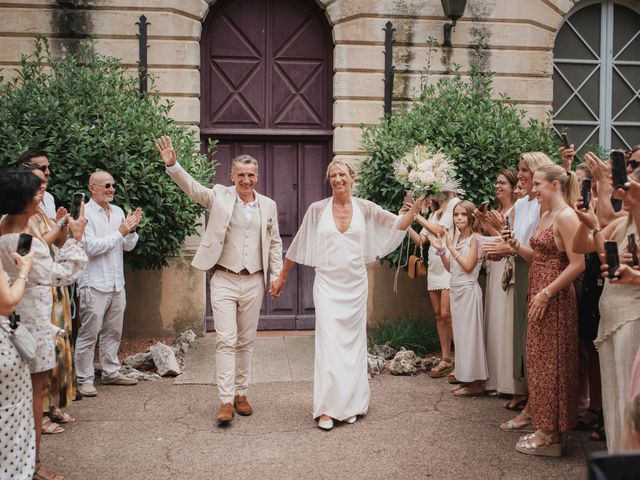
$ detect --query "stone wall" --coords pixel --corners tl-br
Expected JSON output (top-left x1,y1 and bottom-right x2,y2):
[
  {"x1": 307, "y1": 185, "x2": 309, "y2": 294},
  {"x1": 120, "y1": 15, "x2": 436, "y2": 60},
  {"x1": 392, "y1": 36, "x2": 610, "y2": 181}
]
[{"x1": 1, "y1": 0, "x2": 580, "y2": 336}]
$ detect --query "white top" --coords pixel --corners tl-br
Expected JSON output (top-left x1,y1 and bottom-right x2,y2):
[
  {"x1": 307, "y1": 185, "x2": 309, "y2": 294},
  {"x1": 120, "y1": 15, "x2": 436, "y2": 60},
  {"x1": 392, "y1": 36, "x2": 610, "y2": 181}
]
[
  {"x1": 513, "y1": 196, "x2": 541, "y2": 245},
  {"x1": 420, "y1": 197, "x2": 460, "y2": 291},
  {"x1": 78, "y1": 199, "x2": 139, "y2": 292},
  {"x1": 41, "y1": 191, "x2": 56, "y2": 220},
  {"x1": 235, "y1": 193, "x2": 259, "y2": 223}
]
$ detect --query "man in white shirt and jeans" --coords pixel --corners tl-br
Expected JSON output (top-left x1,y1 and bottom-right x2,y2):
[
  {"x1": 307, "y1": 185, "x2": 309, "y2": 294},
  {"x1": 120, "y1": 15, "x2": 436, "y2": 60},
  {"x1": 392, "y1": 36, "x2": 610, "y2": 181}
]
[{"x1": 75, "y1": 170, "x2": 143, "y2": 397}]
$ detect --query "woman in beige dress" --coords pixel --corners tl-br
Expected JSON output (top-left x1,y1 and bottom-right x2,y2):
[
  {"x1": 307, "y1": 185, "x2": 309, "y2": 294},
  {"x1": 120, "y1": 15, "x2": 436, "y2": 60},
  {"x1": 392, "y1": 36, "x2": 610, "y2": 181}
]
[{"x1": 573, "y1": 167, "x2": 640, "y2": 452}]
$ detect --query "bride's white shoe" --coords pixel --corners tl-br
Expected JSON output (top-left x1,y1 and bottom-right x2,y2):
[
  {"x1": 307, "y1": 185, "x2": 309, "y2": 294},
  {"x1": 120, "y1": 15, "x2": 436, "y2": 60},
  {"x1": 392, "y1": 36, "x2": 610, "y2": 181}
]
[
  {"x1": 318, "y1": 417, "x2": 334, "y2": 430},
  {"x1": 344, "y1": 416, "x2": 357, "y2": 424}
]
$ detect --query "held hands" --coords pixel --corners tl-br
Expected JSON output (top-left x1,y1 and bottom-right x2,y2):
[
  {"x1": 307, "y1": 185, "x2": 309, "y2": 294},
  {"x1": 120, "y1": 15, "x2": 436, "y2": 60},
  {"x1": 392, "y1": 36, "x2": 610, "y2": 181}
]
[
  {"x1": 68, "y1": 202, "x2": 88, "y2": 241},
  {"x1": 269, "y1": 277, "x2": 286, "y2": 299},
  {"x1": 156, "y1": 136, "x2": 177, "y2": 167}
]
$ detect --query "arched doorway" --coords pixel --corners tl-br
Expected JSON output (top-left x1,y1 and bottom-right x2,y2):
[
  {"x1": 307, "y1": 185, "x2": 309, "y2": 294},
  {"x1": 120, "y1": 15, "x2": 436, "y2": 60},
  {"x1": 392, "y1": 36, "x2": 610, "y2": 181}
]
[
  {"x1": 552, "y1": 0, "x2": 640, "y2": 152},
  {"x1": 200, "y1": 0, "x2": 333, "y2": 331}
]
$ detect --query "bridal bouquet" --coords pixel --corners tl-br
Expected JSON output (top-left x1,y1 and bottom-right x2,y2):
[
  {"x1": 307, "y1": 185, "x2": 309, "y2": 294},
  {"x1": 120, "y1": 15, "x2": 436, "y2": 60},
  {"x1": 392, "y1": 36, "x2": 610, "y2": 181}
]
[{"x1": 393, "y1": 144, "x2": 463, "y2": 197}]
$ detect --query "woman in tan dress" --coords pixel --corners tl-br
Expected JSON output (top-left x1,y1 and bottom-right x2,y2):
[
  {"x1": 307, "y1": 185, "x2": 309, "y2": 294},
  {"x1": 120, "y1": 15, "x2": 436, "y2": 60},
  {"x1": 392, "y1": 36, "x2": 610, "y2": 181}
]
[
  {"x1": 508, "y1": 165, "x2": 584, "y2": 457},
  {"x1": 573, "y1": 166, "x2": 640, "y2": 452}
]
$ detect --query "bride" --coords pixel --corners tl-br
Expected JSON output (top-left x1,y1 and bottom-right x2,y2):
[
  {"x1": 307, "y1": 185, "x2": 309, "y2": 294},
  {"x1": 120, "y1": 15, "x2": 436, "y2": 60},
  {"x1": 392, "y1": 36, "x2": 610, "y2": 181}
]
[{"x1": 271, "y1": 159, "x2": 420, "y2": 430}]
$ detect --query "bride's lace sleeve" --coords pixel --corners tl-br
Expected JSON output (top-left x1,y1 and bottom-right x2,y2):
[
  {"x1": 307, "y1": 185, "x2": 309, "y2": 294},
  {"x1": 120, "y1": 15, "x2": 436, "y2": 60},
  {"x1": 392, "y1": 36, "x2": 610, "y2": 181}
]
[
  {"x1": 285, "y1": 199, "x2": 328, "y2": 267},
  {"x1": 356, "y1": 199, "x2": 407, "y2": 264}
]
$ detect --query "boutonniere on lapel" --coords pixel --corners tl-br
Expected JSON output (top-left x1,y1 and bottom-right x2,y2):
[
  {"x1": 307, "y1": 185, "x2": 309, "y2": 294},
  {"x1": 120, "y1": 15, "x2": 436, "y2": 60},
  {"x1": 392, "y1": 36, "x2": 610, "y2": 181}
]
[{"x1": 267, "y1": 218, "x2": 273, "y2": 233}]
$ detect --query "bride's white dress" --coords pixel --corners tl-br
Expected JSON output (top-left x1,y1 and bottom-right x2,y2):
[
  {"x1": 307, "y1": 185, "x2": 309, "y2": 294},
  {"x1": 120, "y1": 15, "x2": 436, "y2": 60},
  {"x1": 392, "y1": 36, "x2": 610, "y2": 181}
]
[
  {"x1": 313, "y1": 199, "x2": 369, "y2": 420},
  {"x1": 286, "y1": 195, "x2": 406, "y2": 421}
]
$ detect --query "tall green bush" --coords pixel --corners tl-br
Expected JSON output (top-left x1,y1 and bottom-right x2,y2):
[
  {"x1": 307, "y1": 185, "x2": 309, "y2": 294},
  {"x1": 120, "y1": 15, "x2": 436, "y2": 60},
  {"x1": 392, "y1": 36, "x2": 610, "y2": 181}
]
[
  {"x1": 357, "y1": 45, "x2": 560, "y2": 265},
  {"x1": 0, "y1": 37, "x2": 216, "y2": 269}
]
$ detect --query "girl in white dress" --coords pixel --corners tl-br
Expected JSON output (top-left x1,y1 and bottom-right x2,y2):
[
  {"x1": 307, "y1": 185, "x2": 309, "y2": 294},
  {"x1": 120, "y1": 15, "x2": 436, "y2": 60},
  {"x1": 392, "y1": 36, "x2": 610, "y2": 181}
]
[
  {"x1": 273, "y1": 160, "x2": 419, "y2": 430},
  {"x1": 407, "y1": 193, "x2": 460, "y2": 378},
  {"x1": 433, "y1": 200, "x2": 488, "y2": 396}
]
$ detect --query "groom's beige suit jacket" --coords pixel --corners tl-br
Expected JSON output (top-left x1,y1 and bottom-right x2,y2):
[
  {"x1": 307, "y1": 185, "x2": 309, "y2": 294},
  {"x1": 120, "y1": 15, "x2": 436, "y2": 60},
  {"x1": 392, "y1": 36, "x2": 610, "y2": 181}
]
[{"x1": 166, "y1": 162, "x2": 283, "y2": 285}]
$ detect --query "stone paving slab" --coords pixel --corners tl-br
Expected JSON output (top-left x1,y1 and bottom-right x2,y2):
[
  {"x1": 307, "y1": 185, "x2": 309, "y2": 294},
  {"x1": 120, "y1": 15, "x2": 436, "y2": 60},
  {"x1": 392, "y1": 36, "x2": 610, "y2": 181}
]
[{"x1": 174, "y1": 335, "x2": 315, "y2": 385}]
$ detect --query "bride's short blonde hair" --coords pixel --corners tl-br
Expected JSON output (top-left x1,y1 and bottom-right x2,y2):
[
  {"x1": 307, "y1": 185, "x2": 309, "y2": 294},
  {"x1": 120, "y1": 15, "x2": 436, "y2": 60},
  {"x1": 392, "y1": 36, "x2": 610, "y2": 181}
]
[{"x1": 326, "y1": 159, "x2": 357, "y2": 181}]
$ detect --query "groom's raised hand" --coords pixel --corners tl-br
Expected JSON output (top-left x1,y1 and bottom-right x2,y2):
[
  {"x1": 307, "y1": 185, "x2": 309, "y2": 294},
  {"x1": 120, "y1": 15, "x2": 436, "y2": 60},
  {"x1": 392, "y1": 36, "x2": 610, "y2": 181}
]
[{"x1": 156, "y1": 136, "x2": 177, "y2": 167}]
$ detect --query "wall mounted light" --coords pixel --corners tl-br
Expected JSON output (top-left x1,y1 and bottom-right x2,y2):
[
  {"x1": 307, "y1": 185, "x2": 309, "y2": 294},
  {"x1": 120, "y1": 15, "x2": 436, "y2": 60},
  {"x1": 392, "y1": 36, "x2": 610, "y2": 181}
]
[{"x1": 441, "y1": 0, "x2": 467, "y2": 47}]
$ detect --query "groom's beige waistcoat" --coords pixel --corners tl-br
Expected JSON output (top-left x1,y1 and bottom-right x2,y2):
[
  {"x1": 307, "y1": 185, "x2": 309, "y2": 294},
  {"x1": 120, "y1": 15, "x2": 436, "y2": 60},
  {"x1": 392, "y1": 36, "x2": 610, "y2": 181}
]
[
  {"x1": 165, "y1": 161, "x2": 282, "y2": 285},
  {"x1": 217, "y1": 202, "x2": 263, "y2": 274}
]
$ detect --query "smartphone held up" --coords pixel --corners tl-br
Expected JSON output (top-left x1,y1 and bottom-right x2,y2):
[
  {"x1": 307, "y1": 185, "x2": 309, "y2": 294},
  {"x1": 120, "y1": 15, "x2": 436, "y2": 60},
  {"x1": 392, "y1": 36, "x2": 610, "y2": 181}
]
[
  {"x1": 70, "y1": 192, "x2": 85, "y2": 220},
  {"x1": 604, "y1": 241, "x2": 621, "y2": 279},
  {"x1": 581, "y1": 179, "x2": 591, "y2": 210},
  {"x1": 16, "y1": 233, "x2": 33, "y2": 256},
  {"x1": 610, "y1": 150, "x2": 628, "y2": 191}
]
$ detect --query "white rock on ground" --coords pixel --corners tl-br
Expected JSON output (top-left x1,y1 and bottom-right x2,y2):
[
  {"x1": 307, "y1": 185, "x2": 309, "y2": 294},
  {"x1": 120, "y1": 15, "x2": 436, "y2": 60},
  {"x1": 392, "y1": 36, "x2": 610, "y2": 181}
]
[
  {"x1": 367, "y1": 354, "x2": 385, "y2": 375},
  {"x1": 388, "y1": 350, "x2": 417, "y2": 375},
  {"x1": 149, "y1": 342, "x2": 181, "y2": 376}
]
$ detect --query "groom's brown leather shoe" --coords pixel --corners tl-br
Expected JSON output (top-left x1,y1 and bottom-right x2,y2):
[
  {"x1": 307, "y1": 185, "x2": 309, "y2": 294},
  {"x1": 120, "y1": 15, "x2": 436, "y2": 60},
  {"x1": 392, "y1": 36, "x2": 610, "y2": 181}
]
[
  {"x1": 234, "y1": 395, "x2": 253, "y2": 416},
  {"x1": 216, "y1": 403, "x2": 234, "y2": 425}
]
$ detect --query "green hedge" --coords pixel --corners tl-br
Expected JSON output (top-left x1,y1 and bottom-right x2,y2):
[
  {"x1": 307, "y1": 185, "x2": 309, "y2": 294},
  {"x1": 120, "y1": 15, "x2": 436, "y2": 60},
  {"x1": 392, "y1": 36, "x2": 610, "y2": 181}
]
[
  {"x1": 357, "y1": 44, "x2": 560, "y2": 266},
  {"x1": 0, "y1": 37, "x2": 216, "y2": 269}
]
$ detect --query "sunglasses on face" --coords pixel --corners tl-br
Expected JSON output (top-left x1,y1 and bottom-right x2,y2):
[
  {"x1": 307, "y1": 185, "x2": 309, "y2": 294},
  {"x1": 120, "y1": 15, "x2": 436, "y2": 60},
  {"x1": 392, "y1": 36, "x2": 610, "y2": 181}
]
[
  {"x1": 32, "y1": 164, "x2": 51, "y2": 174},
  {"x1": 627, "y1": 160, "x2": 640, "y2": 170},
  {"x1": 93, "y1": 182, "x2": 117, "y2": 190}
]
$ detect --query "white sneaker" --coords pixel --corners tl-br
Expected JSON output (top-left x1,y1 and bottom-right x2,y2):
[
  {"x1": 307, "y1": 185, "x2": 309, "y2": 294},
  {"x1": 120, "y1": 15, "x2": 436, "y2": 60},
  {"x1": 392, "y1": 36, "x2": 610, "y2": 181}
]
[
  {"x1": 101, "y1": 373, "x2": 138, "y2": 386},
  {"x1": 344, "y1": 416, "x2": 357, "y2": 424},
  {"x1": 318, "y1": 417, "x2": 334, "y2": 430},
  {"x1": 77, "y1": 383, "x2": 97, "y2": 397}
]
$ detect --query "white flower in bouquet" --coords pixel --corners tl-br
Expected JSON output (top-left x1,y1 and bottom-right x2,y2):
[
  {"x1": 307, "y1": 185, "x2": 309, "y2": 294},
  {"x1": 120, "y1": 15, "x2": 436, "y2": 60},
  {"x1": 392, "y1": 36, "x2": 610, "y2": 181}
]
[
  {"x1": 394, "y1": 144, "x2": 464, "y2": 197},
  {"x1": 395, "y1": 163, "x2": 410, "y2": 179}
]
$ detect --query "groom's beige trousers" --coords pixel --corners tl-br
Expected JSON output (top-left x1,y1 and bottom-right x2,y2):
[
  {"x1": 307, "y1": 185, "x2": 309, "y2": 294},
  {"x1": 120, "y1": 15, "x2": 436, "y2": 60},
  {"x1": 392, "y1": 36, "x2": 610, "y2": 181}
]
[{"x1": 211, "y1": 269, "x2": 265, "y2": 403}]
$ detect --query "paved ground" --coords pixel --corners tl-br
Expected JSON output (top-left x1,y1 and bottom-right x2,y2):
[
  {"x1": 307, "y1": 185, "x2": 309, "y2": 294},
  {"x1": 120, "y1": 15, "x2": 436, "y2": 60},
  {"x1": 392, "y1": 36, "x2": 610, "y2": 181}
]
[{"x1": 41, "y1": 336, "x2": 604, "y2": 480}]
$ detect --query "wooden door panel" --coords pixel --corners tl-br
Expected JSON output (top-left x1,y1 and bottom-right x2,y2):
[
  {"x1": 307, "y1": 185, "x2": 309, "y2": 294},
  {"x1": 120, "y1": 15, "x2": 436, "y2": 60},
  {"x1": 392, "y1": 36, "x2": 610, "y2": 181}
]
[{"x1": 201, "y1": 0, "x2": 333, "y2": 330}]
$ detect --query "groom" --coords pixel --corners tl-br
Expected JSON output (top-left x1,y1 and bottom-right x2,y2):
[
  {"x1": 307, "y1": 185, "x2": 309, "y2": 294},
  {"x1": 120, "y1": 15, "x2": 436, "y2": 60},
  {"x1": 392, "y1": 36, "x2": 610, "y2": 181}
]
[{"x1": 156, "y1": 136, "x2": 283, "y2": 426}]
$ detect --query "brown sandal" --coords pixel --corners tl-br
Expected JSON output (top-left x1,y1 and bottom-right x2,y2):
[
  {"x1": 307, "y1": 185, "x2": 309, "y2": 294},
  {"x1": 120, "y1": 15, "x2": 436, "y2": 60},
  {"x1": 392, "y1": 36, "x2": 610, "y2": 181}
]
[
  {"x1": 428, "y1": 358, "x2": 454, "y2": 378},
  {"x1": 34, "y1": 464, "x2": 64, "y2": 480}
]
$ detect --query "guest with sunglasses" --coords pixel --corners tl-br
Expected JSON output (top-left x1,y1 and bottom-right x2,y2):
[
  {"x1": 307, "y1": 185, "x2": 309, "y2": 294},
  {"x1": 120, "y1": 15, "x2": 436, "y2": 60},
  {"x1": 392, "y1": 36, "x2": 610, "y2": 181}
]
[
  {"x1": 626, "y1": 145, "x2": 640, "y2": 173},
  {"x1": 17, "y1": 150, "x2": 57, "y2": 221},
  {"x1": 74, "y1": 171, "x2": 143, "y2": 397}
]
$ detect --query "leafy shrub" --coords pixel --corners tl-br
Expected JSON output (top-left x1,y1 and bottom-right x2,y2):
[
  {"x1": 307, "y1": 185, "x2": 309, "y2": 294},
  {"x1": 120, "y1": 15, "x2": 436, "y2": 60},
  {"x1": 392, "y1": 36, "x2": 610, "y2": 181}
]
[
  {"x1": 368, "y1": 318, "x2": 440, "y2": 356},
  {"x1": 357, "y1": 44, "x2": 560, "y2": 266},
  {"x1": 0, "y1": 37, "x2": 216, "y2": 269}
]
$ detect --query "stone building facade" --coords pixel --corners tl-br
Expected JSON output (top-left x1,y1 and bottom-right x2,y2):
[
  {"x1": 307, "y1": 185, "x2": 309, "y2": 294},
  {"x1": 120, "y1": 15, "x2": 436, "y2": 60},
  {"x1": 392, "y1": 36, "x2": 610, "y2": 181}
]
[{"x1": 1, "y1": 0, "x2": 638, "y2": 336}]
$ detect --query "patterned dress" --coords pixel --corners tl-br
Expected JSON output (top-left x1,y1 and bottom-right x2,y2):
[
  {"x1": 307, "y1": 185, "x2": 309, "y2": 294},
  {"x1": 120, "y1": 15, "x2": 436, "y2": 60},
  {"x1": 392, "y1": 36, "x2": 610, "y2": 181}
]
[
  {"x1": 30, "y1": 212, "x2": 75, "y2": 410},
  {"x1": 526, "y1": 226, "x2": 579, "y2": 433},
  {"x1": 0, "y1": 234, "x2": 87, "y2": 374},
  {"x1": 0, "y1": 275, "x2": 36, "y2": 479}
]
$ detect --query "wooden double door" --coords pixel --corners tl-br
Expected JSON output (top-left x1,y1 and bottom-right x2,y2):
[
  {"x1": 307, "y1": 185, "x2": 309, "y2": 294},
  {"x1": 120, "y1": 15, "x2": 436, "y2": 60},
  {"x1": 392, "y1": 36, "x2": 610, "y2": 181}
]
[{"x1": 200, "y1": 0, "x2": 333, "y2": 330}]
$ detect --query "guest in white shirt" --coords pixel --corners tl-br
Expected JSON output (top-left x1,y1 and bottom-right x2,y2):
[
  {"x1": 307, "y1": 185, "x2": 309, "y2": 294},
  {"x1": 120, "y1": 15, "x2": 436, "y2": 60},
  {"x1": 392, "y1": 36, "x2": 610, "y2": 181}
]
[
  {"x1": 75, "y1": 171, "x2": 142, "y2": 397},
  {"x1": 16, "y1": 150, "x2": 57, "y2": 220}
]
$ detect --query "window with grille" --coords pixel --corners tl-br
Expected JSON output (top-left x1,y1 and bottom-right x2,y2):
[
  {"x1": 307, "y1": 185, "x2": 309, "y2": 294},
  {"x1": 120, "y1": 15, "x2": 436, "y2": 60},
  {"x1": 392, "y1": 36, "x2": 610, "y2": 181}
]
[{"x1": 553, "y1": 1, "x2": 640, "y2": 153}]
